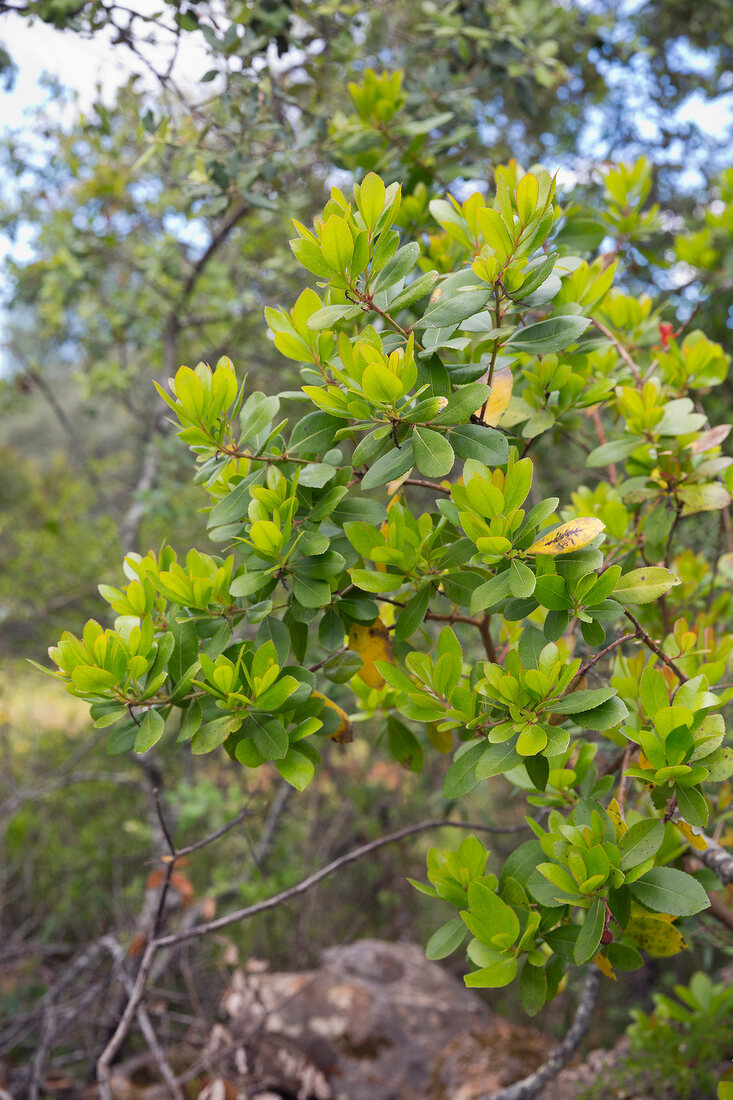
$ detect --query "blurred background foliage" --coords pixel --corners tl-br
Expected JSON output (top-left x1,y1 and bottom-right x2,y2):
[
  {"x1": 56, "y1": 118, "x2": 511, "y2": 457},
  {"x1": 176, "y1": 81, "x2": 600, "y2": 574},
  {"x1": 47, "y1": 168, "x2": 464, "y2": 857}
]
[{"x1": 0, "y1": 0, "x2": 732, "y2": 1091}]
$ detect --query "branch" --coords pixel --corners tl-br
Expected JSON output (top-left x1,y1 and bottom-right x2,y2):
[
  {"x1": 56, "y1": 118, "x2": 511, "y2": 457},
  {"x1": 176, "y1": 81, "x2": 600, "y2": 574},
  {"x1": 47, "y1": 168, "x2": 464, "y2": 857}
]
[
  {"x1": 592, "y1": 318, "x2": 643, "y2": 385},
  {"x1": 482, "y1": 968, "x2": 601, "y2": 1100},
  {"x1": 155, "y1": 818, "x2": 528, "y2": 949},
  {"x1": 694, "y1": 836, "x2": 733, "y2": 886},
  {"x1": 402, "y1": 477, "x2": 452, "y2": 495},
  {"x1": 623, "y1": 610, "x2": 687, "y2": 683},
  {"x1": 566, "y1": 631, "x2": 637, "y2": 695}
]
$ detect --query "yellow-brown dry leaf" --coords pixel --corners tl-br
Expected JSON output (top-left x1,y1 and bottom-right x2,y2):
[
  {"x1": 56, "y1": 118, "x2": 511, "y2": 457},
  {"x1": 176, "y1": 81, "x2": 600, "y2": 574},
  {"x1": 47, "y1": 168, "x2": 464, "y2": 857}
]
[
  {"x1": 348, "y1": 618, "x2": 393, "y2": 688},
  {"x1": 474, "y1": 366, "x2": 513, "y2": 427},
  {"x1": 673, "y1": 820, "x2": 708, "y2": 851},
  {"x1": 525, "y1": 517, "x2": 605, "y2": 556},
  {"x1": 593, "y1": 952, "x2": 617, "y2": 981},
  {"x1": 626, "y1": 914, "x2": 686, "y2": 958},
  {"x1": 312, "y1": 690, "x2": 354, "y2": 744}
]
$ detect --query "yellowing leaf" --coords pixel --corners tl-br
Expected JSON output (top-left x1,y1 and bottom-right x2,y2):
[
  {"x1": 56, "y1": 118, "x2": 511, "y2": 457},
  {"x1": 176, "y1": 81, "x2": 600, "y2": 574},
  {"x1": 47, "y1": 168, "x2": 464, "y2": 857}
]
[
  {"x1": 638, "y1": 750, "x2": 653, "y2": 770},
  {"x1": 674, "y1": 820, "x2": 708, "y2": 851},
  {"x1": 526, "y1": 518, "x2": 605, "y2": 556},
  {"x1": 348, "y1": 618, "x2": 393, "y2": 688},
  {"x1": 387, "y1": 473, "x2": 409, "y2": 496},
  {"x1": 593, "y1": 952, "x2": 617, "y2": 981},
  {"x1": 626, "y1": 913, "x2": 687, "y2": 958},
  {"x1": 607, "y1": 798, "x2": 628, "y2": 839},
  {"x1": 312, "y1": 691, "x2": 354, "y2": 744},
  {"x1": 475, "y1": 366, "x2": 513, "y2": 427}
]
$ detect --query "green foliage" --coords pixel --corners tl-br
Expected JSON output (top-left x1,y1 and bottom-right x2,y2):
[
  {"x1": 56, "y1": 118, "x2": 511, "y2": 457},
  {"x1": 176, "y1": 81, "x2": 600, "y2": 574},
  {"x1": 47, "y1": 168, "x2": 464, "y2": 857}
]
[
  {"x1": 583, "y1": 972, "x2": 733, "y2": 1100},
  {"x1": 41, "y1": 147, "x2": 733, "y2": 1014}
]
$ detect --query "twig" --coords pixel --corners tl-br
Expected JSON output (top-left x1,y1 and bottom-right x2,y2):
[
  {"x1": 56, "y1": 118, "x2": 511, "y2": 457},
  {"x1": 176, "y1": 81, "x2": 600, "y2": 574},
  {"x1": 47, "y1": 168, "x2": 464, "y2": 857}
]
[
  {"x1": 402, "y1": 477, "x2": 452, "y2": 495},
  {"x1": 171, "y1": 803, "x2": 260, "y2": 860},
  {"x1": 478, "y1": 614, "x2": 496, "y2": 662},
  {"x1": 482, "y1": 968, "x2": 601, "y2": 1100},
  {"x1": 592, "y1": 318, "x2": 643, "y2": 385},
  {"x1": 623, "y1": 611, "x2": 687, "y2": 683},
  {"x1": 155, "y1": 818, "x2": 528, "y2": 949},
  {"x1": 567, "y1": 631, "x2": 636, "y2": 694}
]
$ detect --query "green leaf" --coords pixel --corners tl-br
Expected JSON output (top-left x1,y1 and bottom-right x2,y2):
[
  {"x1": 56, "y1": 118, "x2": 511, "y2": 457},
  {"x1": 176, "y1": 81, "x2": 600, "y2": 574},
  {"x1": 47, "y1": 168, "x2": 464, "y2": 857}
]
[
  {"x1": 134, "y1": 708, "x2": 165, "y2": 753},
  {"x1": 675, "y1": 784, "x2": 709, "y2": 828},
  {"x1": 475, "y1": 740, "x2": 522, "y2": 780},
  {"x1": 191, "y1": 714, "x2": 242, "y2": 755},
  {"x1": 444, "y1": 741, "x2": 485, "y2": 799},
  {"x1": 464, "y1": 955, "x2": 518, "y2": 988},
  {"x1": 586, "y1": 437, "x2": 643, "y2": 467},
  {"x1": 412, "y1": 426, "x2": 455, "y2": 477},
  {"x1": 250, "y1": 715, "x2": 289, "y2": 760},
  {"x1": 289, "y1": 411, "x2": 341, "y2": 456},
  {"x1": 348, "y1": 568, "x2": 404, "y2": 593},
  {"x1": 619, "y1": 819, "x2": 665, "y2": 870},
  {"x1": 299, "y1": 463, "x2": 338, "y2": 488},
  {"x1": 362, "y1": 362, "x2": 404, "y2": 404},
  {"x1": 509, "y1": 559, "x2": 536, "y2": 598},
  {"x1": 465, "y1": 880, "x2": 520, "y2": 941},
  {"x1": 387, "y1": 270, "x2": 439, "y2": 313},
  {"x1": 613, "y1": 567, "x2": 680, "y2": 605},
  {"x1": 373, "y1": 241, "x2": 421, "y2": 291},
  {"x1": 332, "y1": 497, "x2": 387, "y2": 526},
  {"x1": 520, "y1": 961, "x2": 547, "y2": 1017},
  {"x1": 292, "y1": 575, "x2": 332, "y2": 608},
  {"x1": 254, "y1": 674, "x2": 300, "y2": 711},
  {"x1": 239, "y1": 392, "x2": 279, "y2": 448},
  {"x1": 630, "y1": 868, "x2": 710, "y2": 916},
  {"x1": 276, "y1": 746, "x2": 316, "y2": 790},
  {"x1": 320, "y1": 214, "x2": 354, "y2": 272},
  {"x1": 426, "y1": 916, "x2": 468, "y2": 960},
  {"x1": 419, "y1": 287, "x2": 491, "y2": 328},
  {"x1": 395, "y1": 587, "x2": 430, "y2": 641},
  {"x1": 361, "y1": 440, "x2": 415, "y2": 490},
  {"x1": 544, "y1": 687, "x2": 616, "y2": 714},
  {"x1": 470, "y1": 570, "x2": 511, "y2": 615},
  {"x1": 574, "y1": 895, "x2": 605, "y2": 964},
  {"x1": 450, "y1": 424, "x2": 509, "y2": 465},
  {"x1": 570, "y1": 695, "x2": 629, "y2": 731},
  {"x1": 432, "y1": 382, "x2": 491, "y2": 426},
  {"x1": 504, "y1": 315, "x2": 591, "y2": 355}
]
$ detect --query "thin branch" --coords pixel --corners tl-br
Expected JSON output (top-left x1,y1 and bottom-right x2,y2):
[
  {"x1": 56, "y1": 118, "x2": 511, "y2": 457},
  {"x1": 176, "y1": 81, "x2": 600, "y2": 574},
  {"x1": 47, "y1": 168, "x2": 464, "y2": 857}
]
[
  {"x1": 170, "y1": 803, "x2": 260, "y2": 860},
  {"x1": 402, "y1": 477, "x2": 452, "y2": 495},
  {"x1": 566, "y1": 631, "x2": 636, "y2": 695},
  {"x1": 155, "y1": 818, "x2": 528, "y2": 949},
  {"x1": 592, "y1": 317, "x2": 643, "y2": 385},
  {"x1": 623, "y1": 610, "x2": 687, "y2": 683},
  {"x1": 482, "y1": 968, "x2": 602, "y2": 1100}
]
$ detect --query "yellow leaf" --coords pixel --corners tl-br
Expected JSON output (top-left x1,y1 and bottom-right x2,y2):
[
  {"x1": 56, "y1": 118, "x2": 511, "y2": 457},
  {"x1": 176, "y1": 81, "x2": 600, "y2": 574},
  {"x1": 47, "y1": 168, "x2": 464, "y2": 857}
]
[
  {"x1": 348, "y1": 618, "x2": 393, "y2": 688},
  {"x1": 638, "y1": 750, "x2": 653, "y2": 770},
  {"x1": 626, "y1": 914, "x2": 686, "y2": 958},
  {"x1": 312, "y1": 691, "x2": 353, "y2": 744},
  {"x1": 593, "y1": 952, "x2": 617, "y2": 981},
  {"x1": 525, "y1": 518, "x2": 605, "y2": 556},
  {"x1": 474, "y1": 366, "x2": 513, "y2": 427},
  {"x1": 607, "y1": 798, "x2": 628, "y2": 839},
  {"x1": 674, "y1": 820, "x2": 708, "y2": 851},
  {"x1": 387, "y1": 473, "x2": 410, "y2": 496}
]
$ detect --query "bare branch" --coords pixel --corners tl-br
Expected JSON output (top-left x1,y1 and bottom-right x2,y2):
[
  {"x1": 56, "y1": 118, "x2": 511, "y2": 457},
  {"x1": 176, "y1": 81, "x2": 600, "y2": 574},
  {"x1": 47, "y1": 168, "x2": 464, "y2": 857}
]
[
  {"x1": 156, "y1": 817, "x2": 528, "y2": 949},
  {"x1": 482, "y1": 968, "x2": 601, "y2": 1100}
]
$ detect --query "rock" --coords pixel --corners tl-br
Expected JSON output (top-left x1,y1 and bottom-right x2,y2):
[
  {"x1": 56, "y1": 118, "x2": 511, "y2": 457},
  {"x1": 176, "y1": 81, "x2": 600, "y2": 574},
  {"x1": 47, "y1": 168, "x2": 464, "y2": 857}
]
[{"x1": 223, "y1": 939, "x2": 554, "y2": 1099}]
